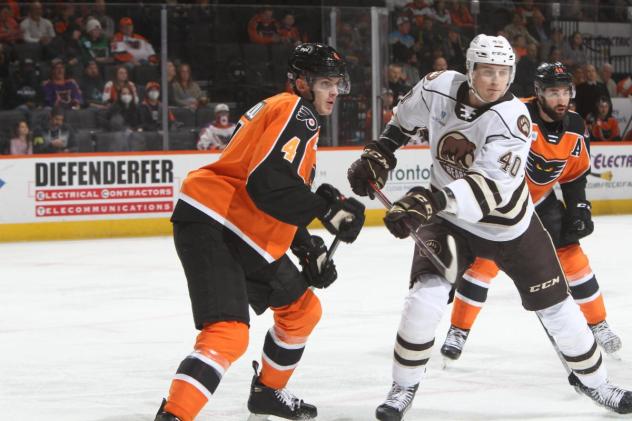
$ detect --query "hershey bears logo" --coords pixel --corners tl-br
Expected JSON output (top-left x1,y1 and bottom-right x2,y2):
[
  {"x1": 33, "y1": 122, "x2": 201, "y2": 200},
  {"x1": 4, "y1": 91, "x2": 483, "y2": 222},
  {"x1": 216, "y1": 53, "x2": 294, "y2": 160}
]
[
  {"x1": 517, "y1": 115, "x2": 530, "y2": 137},
  {"x1": 437, "y1": 131, "x2": 476, "y2": 179},
  {"x1": 526, "y1": 151, "x2": 567, "y2": 185},
  {"x1": 296, "y1": 105, "x2": 318, "y2": 131}
]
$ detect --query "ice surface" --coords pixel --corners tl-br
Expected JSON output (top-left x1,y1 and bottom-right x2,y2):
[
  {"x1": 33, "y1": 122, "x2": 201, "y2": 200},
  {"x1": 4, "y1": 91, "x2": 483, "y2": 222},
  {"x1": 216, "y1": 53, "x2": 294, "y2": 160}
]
[{"x1": 1, "y1": 216, "x2": 631, "y2": 420}]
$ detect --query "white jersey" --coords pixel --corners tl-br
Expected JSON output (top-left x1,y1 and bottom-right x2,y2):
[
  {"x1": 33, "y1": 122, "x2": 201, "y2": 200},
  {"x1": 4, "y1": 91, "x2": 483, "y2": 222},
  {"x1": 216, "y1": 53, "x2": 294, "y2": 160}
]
[
  {"x1": 197, "y1": 122, "x2": 237, "y2": 150},
  {"x1": 390, "y1": 70, "x2": 534, "y2": 241}
]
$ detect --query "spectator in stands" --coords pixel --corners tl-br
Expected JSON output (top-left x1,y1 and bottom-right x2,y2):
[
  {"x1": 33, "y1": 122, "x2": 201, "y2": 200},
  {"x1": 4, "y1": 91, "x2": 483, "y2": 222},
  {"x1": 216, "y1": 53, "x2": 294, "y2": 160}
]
[
  {"x1": 7, "y1": 58, "x2": 42, "y2": 110},
  {"x1": 526, "y1": 9, "x2": 549, "y2": 45},
  {"x1": 599, "y1": 63, "x2": 617, "y2": 98},
  {"x1": 548, "y1": 46, "x2": 562, "y2": 63},
  {"x1": 33, "y1": 107, "x2": 76, "y2": 153},
  {"x1": 9, "y1": 120, "x2": 33, "y2": 155},
  {"x1": 575, "y1": 63, "x2": 610, "y2": 119},
  {"x1": 80, "y1": 60, "x2": 106, "y2": 109},
  {"x1": 3, "y1": 0, "x2": 19, "y2": 21},
  {"x1": 102, "y1": 65, "x2": 138, "y2": 105},
  {"x1": 277, "y1": 11, "x2": 304, "y2": 45},
  {"x1": 387, "y1": 63, "x2": 411, "y2": 104},
  {"x1": 247, "y1": 7, "x2": 280, "y2": 45},
  {"x1": 587, "y1": 97, "x2": 621, "y2": 141},
  {"x1": 572, "y1": 65, "x2": 585, "y2": 86},
  {"x1": 442, "y1": 26, "x2": 466, "y2": 73},
  {"x1": 364, "y1": 88, "x2": 394, "y2": 140},
  {"x1": 514, "y1": 0, "x2": 543, "y2": 23},
  {"x1": 49, "y1": 9, "x2": 83, "y2": 72},
  {"x1": 197, "y1": 103, "x2": 236, "y2": 150},
  {"x1": 404, "y1": 0, "x2": 430, "y2": 29},
  {"x1": 561, "y1": 0, "x2": 586, "y2": 20},
  {"x1": 80, "y1": 18, "x2": 112, "y2": 65},
  {"x1": 540, "y1": 27, "x2": 564, "y2": 63},
  {"x1": 616, "y1": 75, "x2": 632, "y2": 98},
  {"x1": 561, "y1": 31, "x2": 587, "y2": 68},
  {"x1": 104, "y1": 85, "x2": 141, "y2": 150},
  {"x1": 172, "y1": 63, "x2": 208, "y2": 110},
  {"x1": 504, "y1": 13, "x2": 538, "y2": 48},
  {"x1": 429, "y1": 0, "x2": 452, "y2": 28},
  {"x1": 20, "y1": 2, "x2": 55, "y2": 47},
  {"x1": 432, "y1": 56, "x2": 448, "y2": 71},
  {"x1": 53, "y1": 3, "x2": 78, "y2": 37},
  {"x1": 448, "y1": 0, "x2": 474, "y2": 37},
  {"x1": 41, "y1": 59, "x2": 83, "y2": 109},
  {"x1": 417, "y1": 17, "x2": 442, "y2": 75},
  {"x1": 111, "y1": 17, "x2": 158, "y2": 66},
  {"x1": 139, "y1": 81, "x2": 175, "y2": 132},
  {"x1": 511, "y1": 43, "x2": 538, "y2": 97},
  {"x1": 511, "y1": 34, "x2": 528, "y2": 59},
  {"x1": 389, "y1": 15, "x2": 416, "y2": 64},
  {"x1": 0, "y1": 4, "x2": 21, "y2": 45},
  {"x1": 91, "y1": 0, "x2": 115, "y2": 39}
]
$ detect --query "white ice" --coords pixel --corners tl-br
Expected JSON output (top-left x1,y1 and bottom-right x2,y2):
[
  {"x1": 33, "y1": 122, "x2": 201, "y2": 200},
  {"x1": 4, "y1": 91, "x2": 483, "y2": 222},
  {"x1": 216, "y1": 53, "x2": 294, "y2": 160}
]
[{"x1": 2, "y1": 215, "x2": 632, "y2": 421}]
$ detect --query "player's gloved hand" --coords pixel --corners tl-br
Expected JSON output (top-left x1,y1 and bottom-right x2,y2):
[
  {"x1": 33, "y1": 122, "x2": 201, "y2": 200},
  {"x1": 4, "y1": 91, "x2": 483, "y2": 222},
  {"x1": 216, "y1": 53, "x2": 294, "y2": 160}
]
[
  {"x1": 317, "y1": 183, "x2": 365, "y2": 243},
  {"x1": 291, "y1": 235, "x2": 338, "y2": 288},
  {"x1": 564, "y1": 200, "x2": 594, "y2": 240},
  {"x1": 347, "y1": 141, "x2": 396, "y2": 199},
  {"x1": 384, "y1": 186, "x2": 446, "y2": 239}
]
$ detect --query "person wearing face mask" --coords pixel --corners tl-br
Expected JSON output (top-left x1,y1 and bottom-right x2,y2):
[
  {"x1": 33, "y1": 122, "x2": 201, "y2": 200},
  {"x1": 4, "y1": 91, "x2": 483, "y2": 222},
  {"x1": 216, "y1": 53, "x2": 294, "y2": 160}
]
[
  {"x1": 196, "y1": 103, "x2": 236, "y2": 150},
  {"x1": 140, "y1": 81, "x2": 175, "y2": 132},
  {"x1": 105, "y1": 85, "x2": 140, "y2": 150}
]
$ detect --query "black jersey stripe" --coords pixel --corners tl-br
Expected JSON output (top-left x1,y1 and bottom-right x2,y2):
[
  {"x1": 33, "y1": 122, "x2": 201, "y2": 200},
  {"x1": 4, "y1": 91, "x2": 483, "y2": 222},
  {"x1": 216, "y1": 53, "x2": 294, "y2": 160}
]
[
  {"x1": 464, "y1": 176, "x2": 491, "y2": 215},
  {"x1": 394, "y1": 351, "x2": 430, "y2": 367},
  {"x1": 396, "y1": 334, "x2": 434, "y2": 351},
  {"x1": 467, "y1": 171, "x2": 502, "y2": 206},
  {"x1": 263, "y1": 330, "x2": 305, "y2": 368},
  {"x1": 176, "y1": 356, "x2": 222, "y2": 395},
  {"x1": 496, "y1": 180, "x2": 528, "y2": 213},
  {"x1": 564, "y1": 341, "x2": 598, "y2": 363},
  {"x1": 480, "y1": 194, "x2": 529, "y2": 226}
]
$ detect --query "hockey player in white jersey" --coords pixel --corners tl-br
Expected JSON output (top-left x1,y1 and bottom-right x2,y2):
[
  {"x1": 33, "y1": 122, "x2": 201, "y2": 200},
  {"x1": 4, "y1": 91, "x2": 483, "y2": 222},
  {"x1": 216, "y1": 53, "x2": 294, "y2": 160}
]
[{"x1": 347, "y1": 34, "x2": 632, "y2": 420}]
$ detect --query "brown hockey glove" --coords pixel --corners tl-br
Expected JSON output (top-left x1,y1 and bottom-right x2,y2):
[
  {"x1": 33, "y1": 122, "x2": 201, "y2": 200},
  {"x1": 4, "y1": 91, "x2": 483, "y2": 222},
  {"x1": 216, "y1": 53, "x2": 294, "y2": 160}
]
[
  {"x1": 384, "y1": 186, "x2": 447, "y2": 239},
  {"x1": 347, "y1": 141, "x2": 396, "y2": 199},
  {"x1": 316, "y1": 183, "x2": 365, "y2": 243}
]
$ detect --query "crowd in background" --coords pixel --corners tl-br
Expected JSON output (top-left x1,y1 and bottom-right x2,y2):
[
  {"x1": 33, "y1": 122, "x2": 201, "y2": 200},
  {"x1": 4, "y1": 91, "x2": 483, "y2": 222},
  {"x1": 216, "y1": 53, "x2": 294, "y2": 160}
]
[{"x1": 1, "y1": 0, "x2": 632, "y2": 155}]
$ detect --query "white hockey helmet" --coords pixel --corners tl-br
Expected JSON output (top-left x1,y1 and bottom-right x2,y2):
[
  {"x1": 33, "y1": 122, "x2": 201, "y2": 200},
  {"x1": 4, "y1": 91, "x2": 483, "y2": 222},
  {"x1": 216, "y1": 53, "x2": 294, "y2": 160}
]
[{"x1": 466, "y1": 34, "x2": 516, "y2": 101}]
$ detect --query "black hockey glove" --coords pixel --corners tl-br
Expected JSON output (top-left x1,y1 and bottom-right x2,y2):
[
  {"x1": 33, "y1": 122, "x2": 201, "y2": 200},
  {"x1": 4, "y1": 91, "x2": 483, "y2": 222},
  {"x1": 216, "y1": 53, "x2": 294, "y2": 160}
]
[
  {"x1": 291, "y1": 235, "x2": 338, "y2": 289},
  {"x1": 384, "y1": 186, "x2": 447, "y2": 239},
  {"x1": 563, "y1": 200, "x2": 594, "y2": 241},
  {"x1": 347, "y1": 141, "x2": 397, "y2": 199},
  {"x1": 316, "y1": 183, "x2": 365, "y2": 244}
]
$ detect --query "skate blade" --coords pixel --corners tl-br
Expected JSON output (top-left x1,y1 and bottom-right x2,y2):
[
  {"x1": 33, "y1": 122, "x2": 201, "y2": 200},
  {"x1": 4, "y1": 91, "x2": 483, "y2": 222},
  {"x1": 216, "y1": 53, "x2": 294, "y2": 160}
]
[{"x1": 442, "y1": 356, "x2": 455, "y2": 370}]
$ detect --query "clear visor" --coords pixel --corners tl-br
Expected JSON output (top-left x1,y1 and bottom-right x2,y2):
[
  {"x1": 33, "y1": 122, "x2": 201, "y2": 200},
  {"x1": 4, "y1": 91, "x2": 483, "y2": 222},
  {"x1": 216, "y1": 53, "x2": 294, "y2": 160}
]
[
  {"x1": 536, "y1": 83, "x2": 576, "y2": 99},
  {"x1": 307, "y1": 72, "x2": 351, "y2": 95}
]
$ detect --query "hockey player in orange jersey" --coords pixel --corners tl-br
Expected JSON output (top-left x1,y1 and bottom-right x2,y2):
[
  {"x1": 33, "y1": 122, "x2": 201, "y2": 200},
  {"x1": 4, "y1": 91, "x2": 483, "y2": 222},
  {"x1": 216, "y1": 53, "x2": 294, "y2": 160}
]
[
  {"x1": 154, "y1": 43, "x2": 366, "y2": 421},
  {"x1": 441, "y1": 62, "x2": 622, "y2": 364}
]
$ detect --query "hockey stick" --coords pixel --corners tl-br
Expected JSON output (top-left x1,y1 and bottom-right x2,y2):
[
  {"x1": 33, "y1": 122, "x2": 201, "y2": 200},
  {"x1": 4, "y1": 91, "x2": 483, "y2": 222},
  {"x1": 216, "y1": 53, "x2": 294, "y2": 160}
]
[
  {"x1": 535, "y1": 312, "x2": 582, "y2": 393},
  {"x1": 325, "y1": 234, "x2": 341, "y2": 265},
  {"x1": 588, "y1": 171, "x2": 613, "y2": 181},
  {"x1": 370, "y1": 182, "x2": 457, "y2": 283}
]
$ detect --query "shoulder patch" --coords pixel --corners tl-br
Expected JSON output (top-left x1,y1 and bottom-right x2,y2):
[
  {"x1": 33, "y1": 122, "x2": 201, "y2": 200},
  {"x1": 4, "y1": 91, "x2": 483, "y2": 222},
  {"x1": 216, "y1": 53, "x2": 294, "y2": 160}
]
[
  {"x1": 517, "y1": 115, "x2": 530, "y2": 137},
  {"x1": 296, "y1": 105, "x2": 318, "y2": 131},
  {"x1": 426, "y1": 70, "x2": 445, "y2": 81},
  {"x1": 571, "y1": 137, "x2": 582, "y2": 157}
]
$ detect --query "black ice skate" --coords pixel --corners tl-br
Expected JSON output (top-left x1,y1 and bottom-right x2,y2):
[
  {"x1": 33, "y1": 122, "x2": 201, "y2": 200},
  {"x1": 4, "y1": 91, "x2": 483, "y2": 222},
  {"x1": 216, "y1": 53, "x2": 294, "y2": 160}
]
[
  {"x1": 247, "y1": 361, "x2": 317, "y2": 420},
  {"x1": 375, "y1": 382, "x2": 419, "y2": 421},
  {"x1": 154, "y1": 398, "x2": 182, "y2": 421},
  {"x1": 589, "y1": 320, "x2": 622, "y2": 358},
  {"x1": 570, "y1": 373, "x2": 632, "y2": 414},
  {"x1": 440, "y1": 325, "x2": 470, "y2": 367}
]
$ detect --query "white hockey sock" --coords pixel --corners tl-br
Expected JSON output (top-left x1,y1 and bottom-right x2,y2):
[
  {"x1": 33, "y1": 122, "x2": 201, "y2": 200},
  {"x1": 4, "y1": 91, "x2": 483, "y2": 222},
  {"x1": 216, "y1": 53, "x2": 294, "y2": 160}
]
[
  {"x1": 537, "y1": 296, "x2": 607, "y2": 388},
  {"x1": 392, "y1": 274, "x2": 452, "y2": 387}
]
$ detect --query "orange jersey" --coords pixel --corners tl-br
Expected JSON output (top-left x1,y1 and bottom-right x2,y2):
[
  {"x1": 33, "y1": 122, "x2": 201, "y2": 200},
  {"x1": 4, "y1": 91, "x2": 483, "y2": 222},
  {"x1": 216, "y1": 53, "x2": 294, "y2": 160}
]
[
  {"x1": 523, "y1": 100, "x2": 590, "y2": 204},
  {"x1": 590, "y1": 116, "x2": 620, "y2": 141},
  {"x1": 177, "y1": 93, "x2": 327, "y2": 262}
]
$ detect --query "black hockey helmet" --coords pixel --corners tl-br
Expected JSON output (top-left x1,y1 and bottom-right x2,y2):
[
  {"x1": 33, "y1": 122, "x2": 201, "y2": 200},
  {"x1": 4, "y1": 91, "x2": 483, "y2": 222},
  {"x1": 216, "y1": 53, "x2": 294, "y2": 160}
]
[
  {"x1": 287, "y1": 43, "x2": 350, "y2": 94},
  {"x1": 534, "y1": 62, "x2": 574, "y2": 97}
]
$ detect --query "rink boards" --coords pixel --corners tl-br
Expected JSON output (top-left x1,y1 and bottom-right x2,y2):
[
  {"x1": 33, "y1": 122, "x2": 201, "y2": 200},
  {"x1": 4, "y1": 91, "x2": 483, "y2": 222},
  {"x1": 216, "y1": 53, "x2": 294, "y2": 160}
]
[{"x1": 2, "y1": 144, "x2": 632, "y2": 242}]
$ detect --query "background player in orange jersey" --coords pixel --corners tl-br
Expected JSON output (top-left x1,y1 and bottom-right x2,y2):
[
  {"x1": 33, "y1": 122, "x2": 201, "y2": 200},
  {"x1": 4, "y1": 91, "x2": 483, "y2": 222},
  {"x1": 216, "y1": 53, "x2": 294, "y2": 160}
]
[
  {"x1": 441, "y1": 62, "x2": 622, "y2": 365},
  {"x1": 154, "y1": 43, "x2": 366, "y2": 421}
]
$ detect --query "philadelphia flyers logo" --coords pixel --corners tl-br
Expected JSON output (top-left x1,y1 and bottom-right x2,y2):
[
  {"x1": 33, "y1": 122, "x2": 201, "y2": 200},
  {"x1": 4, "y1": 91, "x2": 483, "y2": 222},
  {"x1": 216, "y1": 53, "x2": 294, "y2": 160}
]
[{"x1": 296, "y1": 105, "x2": 318, "y2": 131}]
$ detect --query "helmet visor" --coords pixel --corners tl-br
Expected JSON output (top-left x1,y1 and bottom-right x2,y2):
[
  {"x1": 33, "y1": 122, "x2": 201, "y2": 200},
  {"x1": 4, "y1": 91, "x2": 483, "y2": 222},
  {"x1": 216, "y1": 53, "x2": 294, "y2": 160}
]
[{"x1": 307, "y1": 71, "x2": 351, "y2": 95}]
